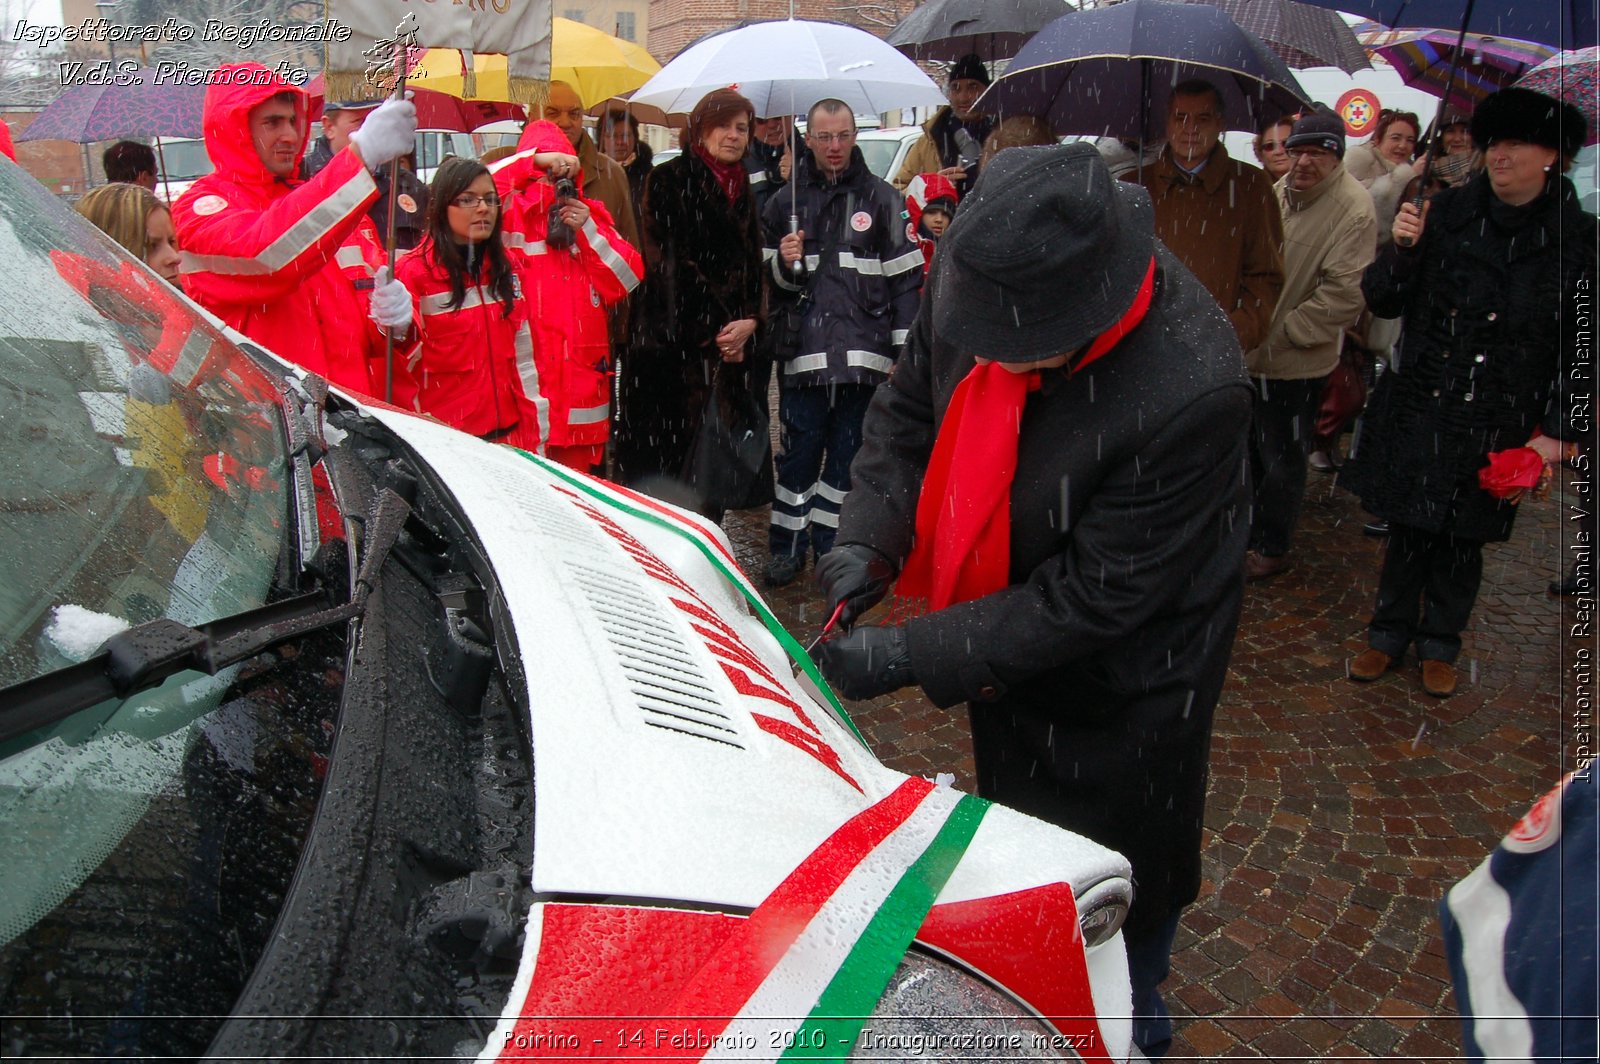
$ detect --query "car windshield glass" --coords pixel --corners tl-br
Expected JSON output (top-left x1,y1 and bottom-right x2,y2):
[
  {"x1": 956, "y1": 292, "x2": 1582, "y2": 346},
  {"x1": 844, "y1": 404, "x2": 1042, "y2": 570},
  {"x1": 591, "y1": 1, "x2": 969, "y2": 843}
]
[
  {"x1": 0, "y1": 162, "x2": 296, "y2": 977},
  {"x1": 857, "y1": 135, "x2": 905, "y2": 179},
  {"x1": 155, "y1": 138, "x2": 213, "y2": 182}
]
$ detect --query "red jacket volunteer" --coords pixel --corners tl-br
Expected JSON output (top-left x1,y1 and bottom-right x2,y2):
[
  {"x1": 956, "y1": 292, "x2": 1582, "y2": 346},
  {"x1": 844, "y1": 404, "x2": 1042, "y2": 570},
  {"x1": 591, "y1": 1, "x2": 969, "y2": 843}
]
[
  {"x1": 173, "y1": 63, "x2": 392, "y2": 396},
  {"x1": 394, "y1": 240, "x2": 547, "y2": 453},
  {"x1": 491, "y1": 120, "x2": 642, "y2": 471}
]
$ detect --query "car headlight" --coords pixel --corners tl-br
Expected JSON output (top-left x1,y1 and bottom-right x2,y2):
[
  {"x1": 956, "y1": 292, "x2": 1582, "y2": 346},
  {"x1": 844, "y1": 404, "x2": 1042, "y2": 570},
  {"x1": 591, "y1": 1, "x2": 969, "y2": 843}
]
[
  {"x1": 1076, "y1": 876, "x2": 1132, "y2": 949},
  {"x1": 850, "y1": 950, "x2": 1085, "y2": 1061}
]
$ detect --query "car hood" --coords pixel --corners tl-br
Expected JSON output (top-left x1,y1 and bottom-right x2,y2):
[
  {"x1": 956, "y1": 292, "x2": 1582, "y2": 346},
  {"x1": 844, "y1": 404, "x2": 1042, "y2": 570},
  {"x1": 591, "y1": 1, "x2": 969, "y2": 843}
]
[{"x1": 365, "y1": 407, "x2": 1136, "y2": 1060}]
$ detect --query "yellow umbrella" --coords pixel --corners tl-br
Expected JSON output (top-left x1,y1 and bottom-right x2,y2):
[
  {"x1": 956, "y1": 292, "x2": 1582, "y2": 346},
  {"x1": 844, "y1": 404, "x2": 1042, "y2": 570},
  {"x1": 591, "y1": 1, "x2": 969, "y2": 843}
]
[{"x1": 409, "y1": 19, "x2": 660, "y2": 107}]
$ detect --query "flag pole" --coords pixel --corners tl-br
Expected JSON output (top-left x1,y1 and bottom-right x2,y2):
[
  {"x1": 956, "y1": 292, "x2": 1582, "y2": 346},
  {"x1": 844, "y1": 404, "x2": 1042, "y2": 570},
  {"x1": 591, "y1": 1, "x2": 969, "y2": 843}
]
[{"x1": 382, "y1": 40, "x2": 412, "y2": 402}]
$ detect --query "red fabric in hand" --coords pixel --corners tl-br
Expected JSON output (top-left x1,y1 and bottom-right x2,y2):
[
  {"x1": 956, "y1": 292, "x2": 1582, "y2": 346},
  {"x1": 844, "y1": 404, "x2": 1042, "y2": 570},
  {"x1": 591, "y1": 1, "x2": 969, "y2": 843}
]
[{"x1": 1478, "y1": 447, "x2": 1545, "y2": 499}]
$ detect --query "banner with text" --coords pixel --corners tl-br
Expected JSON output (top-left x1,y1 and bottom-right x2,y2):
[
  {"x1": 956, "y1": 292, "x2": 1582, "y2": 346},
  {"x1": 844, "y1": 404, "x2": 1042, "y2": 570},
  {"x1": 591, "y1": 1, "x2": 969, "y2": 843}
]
[{"x1": 323, "y1": 0, "x2": 551, "y2": 107}]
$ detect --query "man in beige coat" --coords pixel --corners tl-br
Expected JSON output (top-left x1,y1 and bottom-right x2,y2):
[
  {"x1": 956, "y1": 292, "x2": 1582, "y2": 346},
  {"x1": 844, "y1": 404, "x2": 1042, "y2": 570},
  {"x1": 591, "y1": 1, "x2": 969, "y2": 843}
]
[{"x1": 1244, "y1": 106, "x2": 1377, "y2": 580}]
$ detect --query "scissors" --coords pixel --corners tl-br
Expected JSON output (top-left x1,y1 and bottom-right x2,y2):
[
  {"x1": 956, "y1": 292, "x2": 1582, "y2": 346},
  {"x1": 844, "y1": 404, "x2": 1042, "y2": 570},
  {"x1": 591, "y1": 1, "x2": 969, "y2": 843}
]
[{"x1": 804, "y1": 600, "x2": 848, "y2": 655}]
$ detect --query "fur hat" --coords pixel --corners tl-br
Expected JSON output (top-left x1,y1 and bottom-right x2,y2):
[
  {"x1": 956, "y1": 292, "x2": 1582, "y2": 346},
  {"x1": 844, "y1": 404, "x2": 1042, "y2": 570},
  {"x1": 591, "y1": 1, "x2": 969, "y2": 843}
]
[
  {"x1": 1472, "y1": 87, "x2": 1588, "y2": 157},
  {"x1": 931, "y1": 142, "x2": 1154, "y2": 362},
  {"x1": 1285, "y1": 105, "x2": 1346, "y2": 159}
]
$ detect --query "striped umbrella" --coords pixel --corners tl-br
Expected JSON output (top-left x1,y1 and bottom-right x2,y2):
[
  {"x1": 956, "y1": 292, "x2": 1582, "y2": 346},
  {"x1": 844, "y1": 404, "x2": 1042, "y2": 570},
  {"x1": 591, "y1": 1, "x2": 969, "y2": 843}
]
[
  {"x1": 1172, "y1": 0, "x2": 1371, "y2": 73},
  {"x1": 1515, "y1": 47, "x2": 1599, "y2": 145},
  {"x1": 1358, "y1": 25, "x2": 1556, "y2": 111}
]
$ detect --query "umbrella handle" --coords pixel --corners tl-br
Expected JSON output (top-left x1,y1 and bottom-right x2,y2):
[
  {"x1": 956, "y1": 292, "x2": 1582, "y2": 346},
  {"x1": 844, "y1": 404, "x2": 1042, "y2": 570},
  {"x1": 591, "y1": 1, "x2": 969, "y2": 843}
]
[{"x1": 1397, "y1": 0, "x2": 1477, "y2": 249}]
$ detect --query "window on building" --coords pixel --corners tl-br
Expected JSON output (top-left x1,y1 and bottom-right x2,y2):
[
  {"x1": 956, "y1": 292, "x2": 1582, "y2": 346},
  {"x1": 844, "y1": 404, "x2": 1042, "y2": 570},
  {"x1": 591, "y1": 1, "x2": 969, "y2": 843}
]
[
  {"x1": 615, "y1": 11, "x2": 636, "y2": 40},
  {"x1": 563, "y1": 9, "x2": 584, "y2": 22}
]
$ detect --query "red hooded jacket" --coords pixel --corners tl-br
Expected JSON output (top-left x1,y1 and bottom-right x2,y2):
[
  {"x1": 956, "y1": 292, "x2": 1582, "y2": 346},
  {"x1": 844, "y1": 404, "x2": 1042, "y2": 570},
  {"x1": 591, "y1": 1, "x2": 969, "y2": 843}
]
[
  {"x1": 172, "y1": 63, "x2": 388, "y2": 395},
  {"x1": 490, "y1": 120, "x2": 642, "y2": 449},
  {"x1": 393, "y1": 238, "x2": 547, "y2": 453},
  {"x1": 904, "y1": 172, "x2": 960, "y2": 276}
]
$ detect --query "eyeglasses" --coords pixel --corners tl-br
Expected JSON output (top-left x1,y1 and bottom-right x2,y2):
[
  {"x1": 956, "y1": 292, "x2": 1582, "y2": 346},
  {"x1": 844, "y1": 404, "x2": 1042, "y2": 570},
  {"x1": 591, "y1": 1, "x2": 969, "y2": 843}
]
[
  {"x1": 808, "y1": 130, "x2": 856, "y2": 145},
  {"x1": 451, "y1": 193, "x2": 501, "y2": 210},
  {"x1": 1258, "y1": 140, "x2": 1286, "y2": 151}
]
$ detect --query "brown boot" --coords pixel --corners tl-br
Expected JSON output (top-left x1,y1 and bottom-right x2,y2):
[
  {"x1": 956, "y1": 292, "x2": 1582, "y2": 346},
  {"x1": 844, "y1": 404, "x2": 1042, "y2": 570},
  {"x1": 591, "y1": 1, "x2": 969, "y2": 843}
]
[
  {"x1": 1421, "y1": 659, "x2": 1458, "y2": 698},
  {"x1": 1348, "y1": 648, "x2": 1394, "y2": 682}
]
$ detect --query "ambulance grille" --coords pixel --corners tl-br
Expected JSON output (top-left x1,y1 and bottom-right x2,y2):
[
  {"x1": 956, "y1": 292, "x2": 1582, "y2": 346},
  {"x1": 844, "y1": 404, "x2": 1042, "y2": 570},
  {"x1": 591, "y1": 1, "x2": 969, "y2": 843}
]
[{"x1": 568, "y1": 562, "x2": 745, "y2": 749}]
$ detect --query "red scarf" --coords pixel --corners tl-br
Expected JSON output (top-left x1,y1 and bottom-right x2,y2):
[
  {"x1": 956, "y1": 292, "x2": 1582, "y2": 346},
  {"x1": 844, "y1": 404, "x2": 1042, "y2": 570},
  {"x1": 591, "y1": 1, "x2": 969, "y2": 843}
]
[
  {"x1": 693, "y1": 144, "x2": 745, "y2": 205},
  {"x1": 895, "y1": 257, "x2": 1157, "y2": 613}
]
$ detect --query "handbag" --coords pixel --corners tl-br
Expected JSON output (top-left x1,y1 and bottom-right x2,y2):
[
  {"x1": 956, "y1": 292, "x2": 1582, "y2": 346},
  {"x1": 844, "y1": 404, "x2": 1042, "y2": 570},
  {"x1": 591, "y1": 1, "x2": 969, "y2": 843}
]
[
  {"x1": 680, "y1": 361, "x2": 774, "y2": 513},
  {"x1": 1315, "y1": 338, "x2": 1370, "y2": 440}
]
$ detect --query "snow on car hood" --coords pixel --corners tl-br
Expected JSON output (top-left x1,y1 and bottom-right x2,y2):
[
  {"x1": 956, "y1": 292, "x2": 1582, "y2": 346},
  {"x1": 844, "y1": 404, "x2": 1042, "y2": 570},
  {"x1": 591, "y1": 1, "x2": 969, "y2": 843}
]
[{"x1": 370, "y1": 410, "x2": 1131, "y2": 912}]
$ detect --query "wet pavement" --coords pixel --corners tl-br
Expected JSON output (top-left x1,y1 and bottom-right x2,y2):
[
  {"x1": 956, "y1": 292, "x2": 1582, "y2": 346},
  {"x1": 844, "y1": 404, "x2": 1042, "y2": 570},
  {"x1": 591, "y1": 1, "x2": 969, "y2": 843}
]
[{"x1": 721, "y1": 459, "x2": 1589, "y2": 1060}]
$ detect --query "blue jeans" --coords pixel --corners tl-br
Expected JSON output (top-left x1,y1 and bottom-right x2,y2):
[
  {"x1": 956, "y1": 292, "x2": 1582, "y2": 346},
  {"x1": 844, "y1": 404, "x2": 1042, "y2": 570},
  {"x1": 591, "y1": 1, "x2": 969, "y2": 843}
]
[{"x1": 1125, "y1": 911, "x2": 1183, "y2": 1059}]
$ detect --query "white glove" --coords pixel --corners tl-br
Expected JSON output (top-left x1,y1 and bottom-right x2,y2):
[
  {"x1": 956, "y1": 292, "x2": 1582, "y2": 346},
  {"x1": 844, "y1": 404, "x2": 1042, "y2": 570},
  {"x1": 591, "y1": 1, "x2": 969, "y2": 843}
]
[
  {"x1": 369, "y1": 266, "x2": 412, "y2": 333},
  {"x1": 349, "y1": 98, "x2": 418, "y2": 172}
]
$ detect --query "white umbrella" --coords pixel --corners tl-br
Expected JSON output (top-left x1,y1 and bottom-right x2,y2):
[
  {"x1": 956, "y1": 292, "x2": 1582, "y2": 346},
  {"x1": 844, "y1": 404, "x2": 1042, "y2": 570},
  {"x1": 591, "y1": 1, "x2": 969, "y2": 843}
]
[{"x1": 629, "y1": 18, "x2": 946, "y2": 118}]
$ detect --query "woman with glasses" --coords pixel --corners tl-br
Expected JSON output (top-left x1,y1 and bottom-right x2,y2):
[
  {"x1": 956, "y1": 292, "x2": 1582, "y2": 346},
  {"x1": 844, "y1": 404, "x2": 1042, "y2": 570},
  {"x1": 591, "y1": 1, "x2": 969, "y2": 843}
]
[
  {"x1": 390, "y1": 156, "x2": 548, "y2": 452},
  {"x1": 1252, "y1": 115, "x2": 1294, "y2": 181},
  {"x1": 617, "y1": 88, "x2": 768, "y2": 519}
]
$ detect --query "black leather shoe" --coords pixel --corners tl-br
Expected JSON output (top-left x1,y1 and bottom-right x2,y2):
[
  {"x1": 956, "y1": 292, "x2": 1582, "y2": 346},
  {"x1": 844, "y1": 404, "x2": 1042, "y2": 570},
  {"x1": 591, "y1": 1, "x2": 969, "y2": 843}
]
[
  {"x1": 1363, "y1": 520, "x2": 1390, "y2": 537},
  {"x1": 764, "y1": 553, "x2": 804, "y2": 588},
  {"x1": 1550, "y1": 574, "x2": 1589, "y2": 597}
]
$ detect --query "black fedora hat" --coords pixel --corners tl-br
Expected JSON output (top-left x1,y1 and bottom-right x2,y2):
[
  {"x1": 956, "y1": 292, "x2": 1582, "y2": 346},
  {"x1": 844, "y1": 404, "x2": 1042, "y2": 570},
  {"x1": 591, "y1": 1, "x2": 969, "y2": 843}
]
[{"x1": 931, "y1": 141, "x2": 1154, "y2": 362}]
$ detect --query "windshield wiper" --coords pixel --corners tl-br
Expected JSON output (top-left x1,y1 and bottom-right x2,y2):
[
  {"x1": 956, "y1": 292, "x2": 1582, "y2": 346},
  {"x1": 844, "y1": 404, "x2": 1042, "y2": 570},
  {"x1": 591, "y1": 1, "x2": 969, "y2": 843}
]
[{"x1": 0, "y1": 488, "x2": 410, "y2": 746}]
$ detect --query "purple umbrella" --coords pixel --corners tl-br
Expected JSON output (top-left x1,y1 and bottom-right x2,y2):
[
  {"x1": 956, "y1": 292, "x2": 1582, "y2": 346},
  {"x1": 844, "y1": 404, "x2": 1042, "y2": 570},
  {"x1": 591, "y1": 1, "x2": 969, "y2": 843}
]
[
  {"x1": 1363, "y1": 27, "x2": 1555, "y2": 112},
  {"x1": 17, "y1": 67, "x2": 207, "y2": 143}
]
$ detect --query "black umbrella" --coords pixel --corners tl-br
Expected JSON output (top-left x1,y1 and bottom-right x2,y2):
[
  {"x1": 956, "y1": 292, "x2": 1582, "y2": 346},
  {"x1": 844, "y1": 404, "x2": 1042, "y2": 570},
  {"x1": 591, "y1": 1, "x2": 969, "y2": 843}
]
[
  {"x1": 1170, "y1": 0, "x2": 1372, "y2": 73},
  {"x1": 886, "y1": 0, "x2": 1077, "y2": 62},
  {"x1": 976, "y1": 0, "x2": 1310, "y2": 143}
]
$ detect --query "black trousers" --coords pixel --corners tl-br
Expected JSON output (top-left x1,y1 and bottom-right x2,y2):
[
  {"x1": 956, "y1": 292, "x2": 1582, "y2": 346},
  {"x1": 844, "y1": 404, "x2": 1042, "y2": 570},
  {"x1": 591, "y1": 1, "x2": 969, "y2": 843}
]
[
  {"x1": 1368, "y1": 524, "x2": 1484, "y2": 664},
  {"x1": 1249, "y1": 375, "x2": 1327, "y2": 558}
]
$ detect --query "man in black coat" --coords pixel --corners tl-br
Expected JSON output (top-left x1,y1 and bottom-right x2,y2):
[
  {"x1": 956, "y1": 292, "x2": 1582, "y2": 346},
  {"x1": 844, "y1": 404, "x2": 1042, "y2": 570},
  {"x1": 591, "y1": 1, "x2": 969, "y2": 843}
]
[
  {"x1": 762, "y1": 98, "x2": 923, "y2": 587},
  {"x1": 813, "y1": 142, "x2": 1252, "y2": 1059}
]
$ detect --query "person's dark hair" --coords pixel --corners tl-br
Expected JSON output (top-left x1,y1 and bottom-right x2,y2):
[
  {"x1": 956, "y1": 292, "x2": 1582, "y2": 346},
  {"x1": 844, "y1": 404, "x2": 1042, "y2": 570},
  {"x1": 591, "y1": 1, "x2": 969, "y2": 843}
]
[
  {"x1": 806, "y1": 98, "x2": 855, "y2": 129},
  {"x1": 689, "y1": 87, "x2": 755, "y2": 148},
  {"x1": 103, "y1": 140, "x2": 156, "y2": 183},
  {"x1": 1170, "y1": 79, "x2": 1224, "y2": 115},
  {"x1": 425, "y1": 156, "x2": 516, "y2": 319},
  {"x1": 1372, "y1": 108, "x2": 1421, "y2": 149},
  {"x1": 1257, "y1": 112, "x2": 1296, "y2": 138},
  {"x1": 602, "y1": 107, "x2": 641, "y2": 141}
]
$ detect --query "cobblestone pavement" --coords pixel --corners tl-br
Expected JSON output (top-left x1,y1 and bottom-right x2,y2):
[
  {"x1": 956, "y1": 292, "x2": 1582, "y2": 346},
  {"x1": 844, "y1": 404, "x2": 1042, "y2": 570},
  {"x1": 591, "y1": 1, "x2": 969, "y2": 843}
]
[{"x1": 721, "y1": 461, "x2": 1591, "y2": 1061}]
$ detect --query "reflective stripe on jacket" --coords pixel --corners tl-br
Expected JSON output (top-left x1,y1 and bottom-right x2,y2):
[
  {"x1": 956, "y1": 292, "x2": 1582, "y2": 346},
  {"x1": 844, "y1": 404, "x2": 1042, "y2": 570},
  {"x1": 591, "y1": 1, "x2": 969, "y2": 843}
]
[
  {"x1": 492, "y1": 121, "x2": 643, "y2": 448},
  {"x1": 394, "y1": 238, "x2": 547, "y2": 453},
  {"x1": 173, "y1": 62, "x2": 385, "y2": 396}
]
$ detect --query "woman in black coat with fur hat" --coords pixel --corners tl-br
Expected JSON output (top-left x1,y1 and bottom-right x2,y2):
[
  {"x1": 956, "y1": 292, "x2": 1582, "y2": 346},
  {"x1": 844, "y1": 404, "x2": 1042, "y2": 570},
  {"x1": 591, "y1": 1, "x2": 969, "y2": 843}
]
[
  {"x1": 616, "y1": 88, "x2": 767, "y2": 518},
  {"x1": 1341, "y1": 87, "x2": 1596, "y2": 698}
]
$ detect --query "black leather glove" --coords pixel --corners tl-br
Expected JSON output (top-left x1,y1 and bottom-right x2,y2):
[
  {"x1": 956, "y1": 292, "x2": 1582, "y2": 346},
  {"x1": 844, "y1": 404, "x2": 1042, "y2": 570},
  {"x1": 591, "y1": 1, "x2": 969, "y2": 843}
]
[
  {"x1": 815, "y1": 543, "x2": 898, "y2": 630},
  {"x1": 814, "y1": 624, "x2": 915, "y2": 700}
]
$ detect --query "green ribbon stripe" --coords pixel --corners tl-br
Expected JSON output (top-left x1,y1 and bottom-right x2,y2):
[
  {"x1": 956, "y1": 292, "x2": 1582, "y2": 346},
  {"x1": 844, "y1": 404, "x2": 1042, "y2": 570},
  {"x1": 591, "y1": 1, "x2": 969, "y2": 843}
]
[
  {"x1": 514, "y1": 452, "x2": 865, "y2": 744},
  {"x1": 783, "y1": 793, "x2": 992, "y2": 1060}
]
